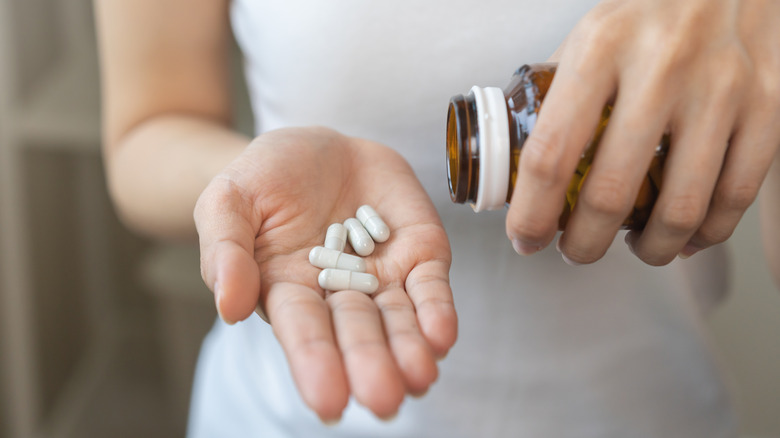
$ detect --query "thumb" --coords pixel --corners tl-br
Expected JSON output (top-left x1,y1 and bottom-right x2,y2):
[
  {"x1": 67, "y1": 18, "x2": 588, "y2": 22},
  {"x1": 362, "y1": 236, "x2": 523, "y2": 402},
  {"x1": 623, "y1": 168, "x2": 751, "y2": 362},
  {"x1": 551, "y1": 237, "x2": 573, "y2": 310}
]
[{"x1": 194, "y1": 178, "x2": 263, "y2": 324}]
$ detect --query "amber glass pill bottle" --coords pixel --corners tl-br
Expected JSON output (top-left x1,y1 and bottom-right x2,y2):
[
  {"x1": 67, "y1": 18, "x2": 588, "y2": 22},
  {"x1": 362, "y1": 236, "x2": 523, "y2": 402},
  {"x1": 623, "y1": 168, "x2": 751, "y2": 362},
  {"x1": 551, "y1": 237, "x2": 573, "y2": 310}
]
[{"x1": 446, "y1": 63, "x2": 668, "y2": 230}]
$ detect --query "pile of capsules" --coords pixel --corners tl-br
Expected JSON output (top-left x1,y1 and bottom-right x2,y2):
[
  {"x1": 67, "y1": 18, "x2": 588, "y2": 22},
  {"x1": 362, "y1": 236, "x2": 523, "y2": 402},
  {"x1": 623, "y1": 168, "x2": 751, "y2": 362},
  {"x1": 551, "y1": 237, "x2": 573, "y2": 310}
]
[{"x1": 309, "y1": 205, "x2": 390, "y2": 294}]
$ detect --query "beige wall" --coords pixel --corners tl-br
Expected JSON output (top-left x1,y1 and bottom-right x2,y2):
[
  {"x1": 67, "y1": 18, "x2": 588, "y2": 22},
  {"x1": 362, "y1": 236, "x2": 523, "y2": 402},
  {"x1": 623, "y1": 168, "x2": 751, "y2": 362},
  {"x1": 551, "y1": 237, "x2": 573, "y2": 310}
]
[
  {"x1": 710, "y1": 204, "x2": 780, "y2": 437},
  {"x1": 7, "y1": 0, "x2": 61, "y2": 101},
  {"x1": 0, "y1": 187, "x2": 7, "y2": 438}
]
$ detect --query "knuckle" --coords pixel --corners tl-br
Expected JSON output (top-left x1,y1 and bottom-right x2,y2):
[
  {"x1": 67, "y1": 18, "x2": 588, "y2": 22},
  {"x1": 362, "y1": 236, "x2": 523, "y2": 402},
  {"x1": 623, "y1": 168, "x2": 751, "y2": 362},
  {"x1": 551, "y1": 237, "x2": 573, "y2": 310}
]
[
  {"x1": 327, "y1": 291, "x2": 374, "y2": 314},
  {"x1": 675, "y1": 3, "x2": 710, "y2": 40},
  {"x1": 713, "y1": 181, "x2": 759, "y2": 212},
  {"x1": 695, "y1": 223, "x2": 735, "y2": 246},
  {"x1": 519, "y1": 134, "x2": 566, "y2": 187},
  {"x1": 763, "y1": 86, "x2": 780, "y2": 114},
  {"x1": 713, "y1": 48, "x2": 752, "y2": 97},
  {"x1": 197, "y1": 176, "x2": 235, "y2": 206},
  {"x1": 374, "y1": 299, "x2": 411, "y2": 319},
  {"x1": 578, "y1": 175, "x2": 634, "y2": 217},
  {"x1": 657, "y1": 195, "x2": 706, "y2": 233},
  {"x1": 572, "y1": 13, "x2": 624, "y2": 67},
  {"x1": 755, "y1": 66, "x2": 780, "y2": 112},
  {"x1": 196, "y1": 175, "x2": 252, "y2": 220},
  {"x1": 192, "y1": 184, "x2": 215, "y2": 217},
  {"x1": 655, "y1": 38, "x2": 694, "y2": 73},
  {"x1": 507, "y1": 214, "x2": 551, "y2": 243},
  {"x1": 192, "y1": 193, "x2": 214, "y2": 224},
  {"x1": 647, "y1": 22, "x2": 703, "y2": 75}
]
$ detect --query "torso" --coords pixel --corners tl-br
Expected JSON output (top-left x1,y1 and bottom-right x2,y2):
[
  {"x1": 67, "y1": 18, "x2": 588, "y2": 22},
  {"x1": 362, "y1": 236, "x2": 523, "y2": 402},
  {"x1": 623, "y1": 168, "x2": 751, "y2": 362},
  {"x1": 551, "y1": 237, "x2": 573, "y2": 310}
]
[{"x1": 186, "y1": 2, "x2": 737, "y2": 437}]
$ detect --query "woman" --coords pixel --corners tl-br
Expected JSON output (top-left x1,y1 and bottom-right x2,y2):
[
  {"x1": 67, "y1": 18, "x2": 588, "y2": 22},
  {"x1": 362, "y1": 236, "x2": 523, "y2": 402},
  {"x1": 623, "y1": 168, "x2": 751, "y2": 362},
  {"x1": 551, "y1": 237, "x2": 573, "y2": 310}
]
[{"x1": 95, "y1": 0, "x2": 780, "y2": 436}]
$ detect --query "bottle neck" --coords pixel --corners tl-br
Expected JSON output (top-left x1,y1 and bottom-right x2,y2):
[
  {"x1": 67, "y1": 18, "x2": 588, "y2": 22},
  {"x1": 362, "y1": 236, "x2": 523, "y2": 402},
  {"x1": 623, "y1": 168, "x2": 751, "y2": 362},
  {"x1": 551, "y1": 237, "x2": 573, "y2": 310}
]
[
  {"x1": 446, "y1": 86, "x2": 510, "y2": 211},
  {"x1": 446, "y1": 92, "x2": 479, "y2": 205}
]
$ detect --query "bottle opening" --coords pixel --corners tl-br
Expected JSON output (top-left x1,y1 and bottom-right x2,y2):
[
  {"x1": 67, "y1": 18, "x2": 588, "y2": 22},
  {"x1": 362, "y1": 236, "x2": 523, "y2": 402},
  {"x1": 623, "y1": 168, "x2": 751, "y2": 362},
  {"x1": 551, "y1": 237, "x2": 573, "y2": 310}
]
[
  {"x1": 446, "y1": 95, "x2": 478, "y2": 204},
  {"x1": 446, "y1": 101, "x2": 461, "y2": 202}
]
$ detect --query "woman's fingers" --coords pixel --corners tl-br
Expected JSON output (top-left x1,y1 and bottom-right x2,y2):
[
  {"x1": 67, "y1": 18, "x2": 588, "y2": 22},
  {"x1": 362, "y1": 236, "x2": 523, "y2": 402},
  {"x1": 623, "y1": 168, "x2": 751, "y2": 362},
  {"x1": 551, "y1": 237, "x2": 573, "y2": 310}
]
[
  {"x1": 506, "y1": 51, "x2": 615, "y2": 254},
  {"x1": 628, "y1": 76, "x2": 740, "y2": 264},
  {"x1": 507, "y1": 0, "x2": 780, "y2": 265},
  {"x1": 404, "y1": 258, "x2": 457, "y2": 359},
  {"x1": 683, "y1": 94, "x2": 780, "y2": 257},
  {"x1": 266, "y1": 282, "x2": 349, "y2": 422},
  {"x1": 194, "y1": 176, "x2": 262, "y2": 323},
  {"x1": 373, "y1": 286, "x2": 439, "y2": 396},
  {"x1": 270, "y1": 246, "x2": 451, "y2": 420},
  {"x1": 558, "y1": 69, "x2": 674, "y2": 263},
  {"x1": 326, "y1": 290, "x2": 405, "y2": 419}
]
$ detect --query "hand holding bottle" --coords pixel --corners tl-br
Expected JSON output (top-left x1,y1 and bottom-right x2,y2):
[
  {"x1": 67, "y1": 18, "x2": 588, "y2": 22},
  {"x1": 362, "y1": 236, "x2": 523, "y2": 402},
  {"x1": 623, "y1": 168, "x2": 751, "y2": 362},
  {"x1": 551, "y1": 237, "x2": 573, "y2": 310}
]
[
  {"x1": 194, "y1": 127, "x2": 457, "y2": 421},
  {"x1": 505, "y1": 0, "x2": 780, "y2": 265}
]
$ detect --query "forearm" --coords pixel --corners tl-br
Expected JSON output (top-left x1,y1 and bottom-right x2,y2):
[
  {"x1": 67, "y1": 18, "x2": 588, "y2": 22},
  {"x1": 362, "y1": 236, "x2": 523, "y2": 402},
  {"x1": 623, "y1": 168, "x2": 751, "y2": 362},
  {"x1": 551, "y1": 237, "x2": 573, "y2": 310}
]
[
  {"x1": 106, "y1": 114, "x2": 249, "y2": 241},
  {"x1": 759, "y1": 151, "x2": 780, "y2": 290}
]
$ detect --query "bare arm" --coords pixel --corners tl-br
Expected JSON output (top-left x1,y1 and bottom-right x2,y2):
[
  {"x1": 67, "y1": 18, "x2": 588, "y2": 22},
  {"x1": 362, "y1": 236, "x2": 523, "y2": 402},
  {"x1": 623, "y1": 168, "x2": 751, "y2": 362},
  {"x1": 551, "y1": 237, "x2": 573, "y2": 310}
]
[
  {"x1": 94, "y1": 1, "x2": 456, "y2": 421},
  {"x1": 760, "y1": 152, "x2": 780, "y2": 289},
  {"x1": 95, "y1": 0, "x2": 248, "y2": 241}
]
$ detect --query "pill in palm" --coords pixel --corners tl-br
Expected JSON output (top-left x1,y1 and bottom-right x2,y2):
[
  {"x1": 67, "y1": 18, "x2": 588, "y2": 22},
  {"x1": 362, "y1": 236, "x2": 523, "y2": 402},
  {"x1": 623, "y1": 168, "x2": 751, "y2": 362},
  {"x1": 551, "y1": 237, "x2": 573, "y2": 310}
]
[
  {"x1": 318, "y1": 268, "x2": 379, "y2": 294},
  {"x1": 356, "y1": 205, "x2": 390, "y2": 243},
  {"x1": 309, "y1": 246, "x2": 366, "y2": 272},
  {"x1": 344, "y1": 217, "x2": 375, "y2": 256},
  {"x1": 323, "y1": 223, "x2": 347, "y2": 251}
]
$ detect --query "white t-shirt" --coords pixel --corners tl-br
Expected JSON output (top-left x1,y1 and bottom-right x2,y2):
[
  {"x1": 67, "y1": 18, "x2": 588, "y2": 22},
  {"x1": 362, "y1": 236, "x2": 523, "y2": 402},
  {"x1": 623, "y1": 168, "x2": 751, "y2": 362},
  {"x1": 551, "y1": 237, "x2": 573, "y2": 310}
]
[{"x1": 188, "y1": 2, "x2": 738, "y2": 437}]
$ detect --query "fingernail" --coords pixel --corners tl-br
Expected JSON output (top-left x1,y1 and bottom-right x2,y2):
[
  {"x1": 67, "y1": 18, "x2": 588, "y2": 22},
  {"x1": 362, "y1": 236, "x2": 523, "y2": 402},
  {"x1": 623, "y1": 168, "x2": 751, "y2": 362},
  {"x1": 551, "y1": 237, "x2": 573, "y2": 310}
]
[
  {"x1": 679, "y1": 243, "x2": 701, "y2": 259},
  {"x1": 561, "y1": 253, "x2": 582, "y2": 266},
  {"x1": 320, "y1": 415, "x2": 342, "y2": 426},
  {"x1": 255, "y1": 304, "x2": 270, "y2": 324},
  {"x1": 379, "y1": 411, "x2": 399, "y2": 422},
  {"x1": 624, "y1": 233, "x2": 638, "y2": 256},
  {"x1": 214, "y1": 283, "x2": 236, "y2": 325},
  {"x1": 512, "y1": 239, "x2": 541, "y2": 256},
  {"x1": 555, "y1": 237, "x2": 563, "y2": 253},
  {"x1": 410, "y1": 388, "x2": 429, "y2": 399}
]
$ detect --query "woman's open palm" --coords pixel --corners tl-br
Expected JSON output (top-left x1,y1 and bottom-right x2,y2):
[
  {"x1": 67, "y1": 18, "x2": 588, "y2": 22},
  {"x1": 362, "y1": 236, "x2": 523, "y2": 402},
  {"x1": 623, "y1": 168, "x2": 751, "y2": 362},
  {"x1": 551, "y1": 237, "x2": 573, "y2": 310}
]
[{"x1": 194, "y1": 127, "x2": 457, "y2": 422}]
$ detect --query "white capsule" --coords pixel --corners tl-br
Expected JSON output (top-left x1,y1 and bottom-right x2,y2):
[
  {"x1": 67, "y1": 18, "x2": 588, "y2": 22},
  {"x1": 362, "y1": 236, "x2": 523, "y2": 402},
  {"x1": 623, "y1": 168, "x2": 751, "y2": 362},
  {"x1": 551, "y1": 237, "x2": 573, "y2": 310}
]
[
  {"x1": 318, "y1": 269, "x2": 379, "y2": 294},
  {"x1": 324, "y1": 223, "x2": 347, "y2": 252},
  {"x1": 308, "y1": 246, "x2": 366, "y2": 272},
  {"x1": 344, "y1": 218, "x2": 375, "y2": 256},
  {"x1": 356, "y1": 205, "x2": 390, "y2": 243}
]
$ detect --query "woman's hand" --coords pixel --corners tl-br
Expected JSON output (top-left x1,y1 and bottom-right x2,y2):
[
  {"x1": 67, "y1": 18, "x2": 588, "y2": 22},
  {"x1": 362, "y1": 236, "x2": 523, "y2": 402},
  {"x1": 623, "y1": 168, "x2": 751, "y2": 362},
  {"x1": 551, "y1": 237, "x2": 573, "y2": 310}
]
[
  {"x1": 507, "y1": 0, "x2": 780, "y2": 265},
  {"x1": 194, "y1": 127, "x2": 457, "y2": 422}
]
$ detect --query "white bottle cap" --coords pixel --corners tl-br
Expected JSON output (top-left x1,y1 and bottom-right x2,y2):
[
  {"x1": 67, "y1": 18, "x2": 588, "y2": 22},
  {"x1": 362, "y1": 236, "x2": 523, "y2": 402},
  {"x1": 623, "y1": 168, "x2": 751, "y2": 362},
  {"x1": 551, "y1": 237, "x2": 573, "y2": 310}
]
[{"x1": 470, "y1": 86, "x2": 510, "y2": 212}]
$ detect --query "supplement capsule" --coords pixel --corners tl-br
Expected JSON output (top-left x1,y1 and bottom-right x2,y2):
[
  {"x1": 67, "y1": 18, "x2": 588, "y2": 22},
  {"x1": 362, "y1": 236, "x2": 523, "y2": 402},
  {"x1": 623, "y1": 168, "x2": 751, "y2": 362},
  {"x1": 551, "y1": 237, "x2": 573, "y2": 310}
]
[
  {"x1": 324, "y1": 223, "x2": 348, "y2": 252},
  {"x1": 344, "y1": 218, "x2": 375, "y2": 256},
  {"x1": 309, "y1": 246, "x2": 366, "y2": 272},
  {"x1": 356, "y1": 205, "x2": 390, "y2": 243},
  {"x1": 318, "y1": 268, "x2": 379, "y2": 294}
]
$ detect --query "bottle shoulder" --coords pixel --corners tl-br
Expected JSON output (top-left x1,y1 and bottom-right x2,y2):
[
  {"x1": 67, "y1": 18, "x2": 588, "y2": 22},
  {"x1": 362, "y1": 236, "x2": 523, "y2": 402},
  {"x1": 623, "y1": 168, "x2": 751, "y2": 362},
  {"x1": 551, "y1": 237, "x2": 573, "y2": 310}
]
[{"x1": 504, "y1": 63, "x2": 557, "y2": 112}]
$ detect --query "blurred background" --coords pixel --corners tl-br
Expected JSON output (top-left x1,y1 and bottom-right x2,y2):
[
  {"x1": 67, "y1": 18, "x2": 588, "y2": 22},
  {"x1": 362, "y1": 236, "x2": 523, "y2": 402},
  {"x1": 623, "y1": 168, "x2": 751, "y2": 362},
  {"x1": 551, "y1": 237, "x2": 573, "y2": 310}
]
[{"x1": 0, "y1": 1, "x2": 778, "y2": 437}]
